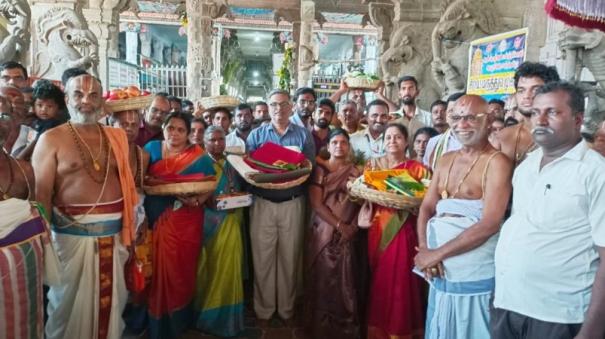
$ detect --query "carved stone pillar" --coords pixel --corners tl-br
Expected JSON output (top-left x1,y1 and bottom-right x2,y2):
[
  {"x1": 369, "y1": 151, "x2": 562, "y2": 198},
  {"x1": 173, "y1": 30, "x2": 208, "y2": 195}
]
[
  {"x1": 368, "y1": 2, "x2": 395, "y2": 77},
  {"x1": 29, "y1": 0, "x2": 99, "y2": 81},
  {"x1": 186, "y1": 0, "x2": 226, "y2": 101},
  {"x1": 291, "y1": 21, "x2": 301, "y2": 89},
  {"x1": 523, "y1": 0, "x2": 547, "y2": 62},
  {"x1": 83, "y1": 0, "x2": 134, "y2": 87},
  {"x1": 297, "y1": 0, "x2": 315, "y2": 88}
]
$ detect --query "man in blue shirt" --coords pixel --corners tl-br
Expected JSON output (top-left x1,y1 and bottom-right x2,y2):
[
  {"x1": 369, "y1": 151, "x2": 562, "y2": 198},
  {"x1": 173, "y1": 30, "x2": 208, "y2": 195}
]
[
  {"x1": 246, "y1": 89, "x2": 315, "y2": 326},
  {"x1": 289, "y1": 87, "x2": 316, "y2": 130}
]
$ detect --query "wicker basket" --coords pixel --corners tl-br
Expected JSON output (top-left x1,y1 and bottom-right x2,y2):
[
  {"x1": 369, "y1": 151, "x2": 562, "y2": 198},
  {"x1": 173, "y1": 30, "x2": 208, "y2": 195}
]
[
  {"x1": 199, "y1": 96, "x2": 240, "y2": 110},
  {"x1": 227, "y1": 154, "x2": 312, "y2": 190},
  {"x1": 143, "y1": 180, "x2": 217, "y2": 196},
  {"x1": 105, "y1": 95, "x2": 153, "y2": 113},
  {"x1": 344, "y1": 77, "x2": 381, "y2": 90},
  {"x1": 347, "y1": 176, "x2": 422, "y2": 210}
]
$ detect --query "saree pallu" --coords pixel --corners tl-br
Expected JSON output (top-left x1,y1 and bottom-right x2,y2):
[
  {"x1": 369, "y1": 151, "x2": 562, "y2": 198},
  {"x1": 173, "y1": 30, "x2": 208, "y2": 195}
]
[
  {"x1": 366, "y1": 159, "x2": 429, "y2": 339},
  {"x1": 304, "y1": 164, "x2": 361, "y2": 339},
  {"x1": 46, "y1": 199, "x2": 128, "y2": 339},
  {"x1": 144, "y1": 141, "x2": 205, "y2": 339},
  {"x1": 425, "y1": 199, "x2": 497, "y2": 339},
  {"x1": 194, "y1": 155, "x2": 245, "y2": 337},
  {"x1": 0, "y1": 199, "x2": 47, "y2": 339}
]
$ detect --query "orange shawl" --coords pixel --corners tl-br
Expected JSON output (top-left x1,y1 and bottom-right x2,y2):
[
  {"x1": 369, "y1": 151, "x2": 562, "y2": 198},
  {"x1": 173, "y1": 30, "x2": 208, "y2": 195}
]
[{"x1": 104, "y1": 127, "x2": 138, "y2": 246}]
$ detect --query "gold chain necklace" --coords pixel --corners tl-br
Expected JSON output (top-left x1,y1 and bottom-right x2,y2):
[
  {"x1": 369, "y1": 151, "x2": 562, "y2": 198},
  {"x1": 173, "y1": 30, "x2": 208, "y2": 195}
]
[
  {"x1": 68, "y1": 122, "x2": 104, "y2": 171},
  {"x1": 0, "y1": 150, "x2": 14, "y2": 199},
  {"x1": 441, "y1": 146, "x2": 487, "y2": 199},
  {"x1": 67, "y1": 122, "x2": 108, "y2": 184}
]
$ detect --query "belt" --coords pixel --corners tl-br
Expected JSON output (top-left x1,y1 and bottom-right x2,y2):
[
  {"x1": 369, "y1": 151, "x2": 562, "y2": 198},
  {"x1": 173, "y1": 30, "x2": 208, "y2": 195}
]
[
  {"x1": 258, "y1": 194, "x2": 301, "y2": 204},
  {"x1": 52, "y1": 209, "x2": 122, "y2": 237}
]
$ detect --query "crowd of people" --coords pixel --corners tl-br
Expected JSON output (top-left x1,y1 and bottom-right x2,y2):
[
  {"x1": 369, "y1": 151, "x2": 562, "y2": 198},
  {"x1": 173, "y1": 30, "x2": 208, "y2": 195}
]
[{"x1": 0, "y1": 57, "x2": 604, "y2": 339}]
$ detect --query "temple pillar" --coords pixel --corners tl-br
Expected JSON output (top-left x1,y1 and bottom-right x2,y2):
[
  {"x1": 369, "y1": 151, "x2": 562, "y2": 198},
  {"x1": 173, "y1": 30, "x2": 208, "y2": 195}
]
[
  {"x1": 368, "y1": 2, "x2": 395, "y2": 76},
  {"x1": 297, "y1": 0, "x2": 315, "y2": 88},
  {"x1": 82, "y1": 0, "x2": 135, "y2": 87},
  {"x1": 186, "y1": 0, "x2": 227, "y2": 101},
  {"x1": 523, "y1": 0, "x2": 547, "y2": 62}
]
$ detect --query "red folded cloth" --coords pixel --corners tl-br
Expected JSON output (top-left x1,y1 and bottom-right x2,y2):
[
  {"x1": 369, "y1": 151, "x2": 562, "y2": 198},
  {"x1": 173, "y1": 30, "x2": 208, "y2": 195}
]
[{"x1": 245, "y1": 142, "x2": 305, "y2": 173}]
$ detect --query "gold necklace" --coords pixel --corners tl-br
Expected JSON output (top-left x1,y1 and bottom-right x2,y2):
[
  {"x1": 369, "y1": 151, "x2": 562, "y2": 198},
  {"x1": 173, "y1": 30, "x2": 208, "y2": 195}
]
[
  {"x1": 441, "y1": 147, "x2": 487, "y2": 199},
  {"x1": 67, "y1": 122, "x2": 109, "y2": 184},
  {"x1": 68, "y1": 122, "x2": 103, "y2": 171}
]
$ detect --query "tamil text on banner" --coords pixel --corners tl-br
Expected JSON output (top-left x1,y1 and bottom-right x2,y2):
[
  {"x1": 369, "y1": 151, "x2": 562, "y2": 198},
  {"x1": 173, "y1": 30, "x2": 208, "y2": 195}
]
[{"x1": 466, "y1": 28, "x2": 529, "y2": 101}]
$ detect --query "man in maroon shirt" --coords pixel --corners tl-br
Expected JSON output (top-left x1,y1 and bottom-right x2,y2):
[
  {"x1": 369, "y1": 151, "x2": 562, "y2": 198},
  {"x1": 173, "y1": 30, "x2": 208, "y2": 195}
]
[{"x1": 135, "y1": 93, "x2": 171, "y2": 147}]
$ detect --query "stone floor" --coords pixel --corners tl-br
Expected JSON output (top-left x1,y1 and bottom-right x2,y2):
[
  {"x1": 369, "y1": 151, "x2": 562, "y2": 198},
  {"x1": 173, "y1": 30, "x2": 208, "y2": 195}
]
[
  {"x1": 180, "y1": 316, "x2": 306, "y2": 339},
  {"x1": 132, "y1": 309, "x2": 307, "y2": 339}
]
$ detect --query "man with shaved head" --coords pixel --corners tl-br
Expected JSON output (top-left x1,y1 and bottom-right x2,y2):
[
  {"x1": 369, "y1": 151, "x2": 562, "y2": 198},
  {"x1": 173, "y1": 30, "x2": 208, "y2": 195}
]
[
  {"x1": 33, "y1": 74, "x2": 138, "y2": 339},
  {"x1": 416, "y1": 95, "x2": 513, "y2": 338}
]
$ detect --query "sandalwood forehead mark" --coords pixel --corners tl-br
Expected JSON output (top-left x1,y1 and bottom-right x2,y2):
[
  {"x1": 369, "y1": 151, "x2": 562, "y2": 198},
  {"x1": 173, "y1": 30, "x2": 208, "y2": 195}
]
[{"x1": 125, "y1": 111, "x2": 138, "y2": 123}]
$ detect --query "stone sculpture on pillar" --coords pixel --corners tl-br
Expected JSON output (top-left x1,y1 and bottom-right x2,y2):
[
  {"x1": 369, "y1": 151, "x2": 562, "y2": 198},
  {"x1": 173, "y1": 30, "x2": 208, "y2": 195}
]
[
  {"x1": 83, "y1": 0, "x2": 139, "y2": 86},
  {"x1": 431, "y1": 0, "x2": 503, "y2": 97},
  {"x1": 0, "y1": 0, "x2": 30, "y2": 63},
  {"x1": 559, "y1": 27, "x2": 605, "y2": 136},
  {"x1": 368, "y1": 1, "x2": 395, "y2": 77},
  {"x1": 380, "y1": 23, "x2": 441, "y2": 107},
  {"x1": 186, "y1": 0, "x2": 229, "y2": 100},
  {"x1": 33, "y1": 7, "x2": 99, "y2": 80}
]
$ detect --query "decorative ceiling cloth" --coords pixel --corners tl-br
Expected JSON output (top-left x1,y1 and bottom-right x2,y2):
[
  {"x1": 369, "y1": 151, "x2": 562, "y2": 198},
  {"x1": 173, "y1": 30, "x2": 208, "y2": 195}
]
[{"x1": 545, "y1": 0, "x2": 605, "y2": 32}]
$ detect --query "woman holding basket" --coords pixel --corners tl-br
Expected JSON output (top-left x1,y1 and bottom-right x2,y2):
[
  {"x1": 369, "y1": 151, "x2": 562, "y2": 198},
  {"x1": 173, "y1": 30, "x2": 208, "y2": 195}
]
[
  {"x1": 144, "y1": 112, "x2": 213, "y2": 339},
  {"x1": 360, "y1": 122, "x2": 431, "y2": 339}
]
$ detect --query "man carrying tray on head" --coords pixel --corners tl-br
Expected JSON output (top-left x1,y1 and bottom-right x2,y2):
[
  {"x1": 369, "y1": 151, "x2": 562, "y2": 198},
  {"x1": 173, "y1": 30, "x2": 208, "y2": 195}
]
[{"x1": 245, "y1": 89, "x2": 315, "y2": 327}]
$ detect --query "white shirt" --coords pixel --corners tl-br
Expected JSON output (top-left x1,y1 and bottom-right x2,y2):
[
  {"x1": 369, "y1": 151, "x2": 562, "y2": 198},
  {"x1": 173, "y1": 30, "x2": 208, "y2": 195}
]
[
  {"x1": 349, "y1": 128, "x2": 385, "y2": 159},
  {"x1": 225, "y1": 130, "x2": 246, "y2": 154},
  {"x1": 494, "y1": 141, "x2": 605, "y2": 323},
  {"x1": 289, "y1": 112, "x2": 313, "y2": 131},
  {"x1": 422, "y1": 130, "x2": 462, "y2": 169},
  {"x1": 395, "y1": 106, "x2": 433, "y2": 127}
]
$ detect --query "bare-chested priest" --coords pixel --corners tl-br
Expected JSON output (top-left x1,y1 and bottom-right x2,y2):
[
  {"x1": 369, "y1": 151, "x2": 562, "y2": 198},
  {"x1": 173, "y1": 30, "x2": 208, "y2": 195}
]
[
  {"x1": 493, "y1": 62, "x2": 559, "y2": 166},
  {"x1": 415, "y1": 95, "x2": 513, "y2": 338},
  {"x1": 33, "y1": 74, "x2": 138, "y2": 339}
]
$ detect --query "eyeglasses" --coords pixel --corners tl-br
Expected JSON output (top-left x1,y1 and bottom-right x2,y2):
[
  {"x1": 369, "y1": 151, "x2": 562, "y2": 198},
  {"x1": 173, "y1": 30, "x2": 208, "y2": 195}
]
[
  {"x1": 269, "y1": 101, "x2": 290, "y2": 109},
  {"x1": 150, "y1": 107, "x2": 169, "y2": 116},
  {"x1": 449, "y1": 113, "x2": 487, "y2": 123}
]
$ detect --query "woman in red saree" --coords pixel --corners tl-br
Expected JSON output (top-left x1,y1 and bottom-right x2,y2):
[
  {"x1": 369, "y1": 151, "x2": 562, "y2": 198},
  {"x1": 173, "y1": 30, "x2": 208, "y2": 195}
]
[
  {"x1": 143, "y1": 112, "x2": 212, "y2": 339},
  {"x1": 360, "y1": 123, "x2": 431, "y2": 339}
]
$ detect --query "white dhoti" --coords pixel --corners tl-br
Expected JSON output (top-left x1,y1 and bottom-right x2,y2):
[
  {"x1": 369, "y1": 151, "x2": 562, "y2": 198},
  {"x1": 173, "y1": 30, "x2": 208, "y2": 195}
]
[
  {"x1": 425, "y1": 198, "x2": 499, "y2": 339},
  {"x1": 45, "y1": 201, "x2": 129, "y2": 339}
]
